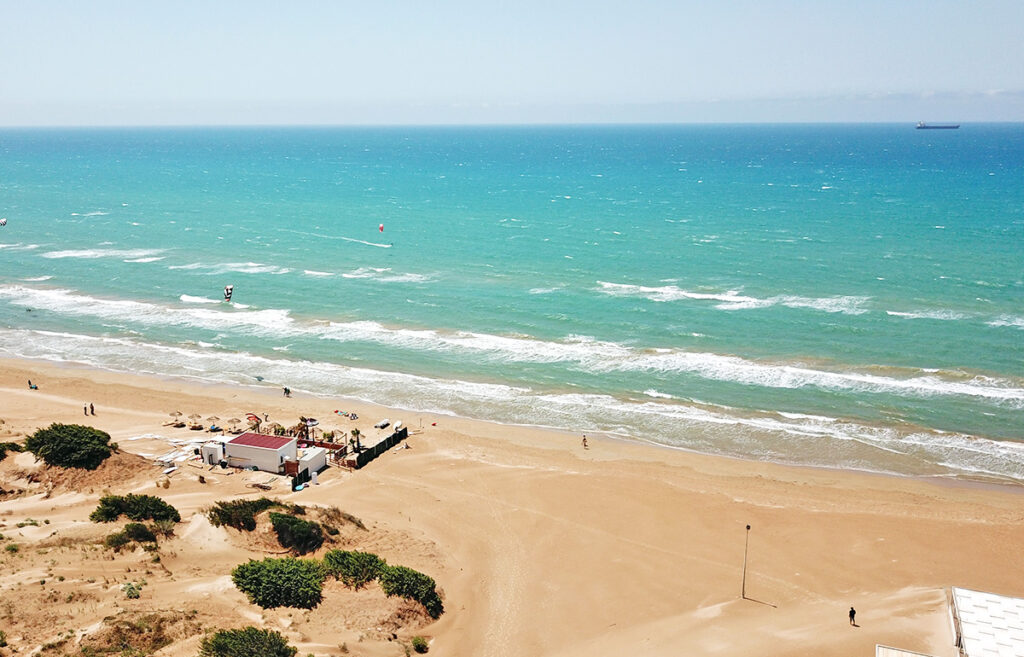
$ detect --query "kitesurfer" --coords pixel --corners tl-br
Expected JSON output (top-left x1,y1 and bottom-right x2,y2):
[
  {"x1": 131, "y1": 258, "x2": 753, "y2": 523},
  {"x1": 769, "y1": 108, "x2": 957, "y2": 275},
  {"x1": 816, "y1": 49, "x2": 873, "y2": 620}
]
[{"x1": 223, "y1": 285, "x2": 233, "y2": 302}]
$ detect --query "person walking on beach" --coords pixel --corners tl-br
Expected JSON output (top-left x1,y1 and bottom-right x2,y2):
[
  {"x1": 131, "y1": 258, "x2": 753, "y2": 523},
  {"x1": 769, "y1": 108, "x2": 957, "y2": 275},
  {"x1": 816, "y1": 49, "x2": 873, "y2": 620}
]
[
  {"x1": 89, "y1": 403, "x2": 95, "y2": 416},
  {"x1": 581, "y1": 434, "x2": 588, "y2": 449},
  {"x1": 849, "y1": 606, "x2": 856, "y2": 626},
  {"x1": 83, "y1": 404, "x2": 88, "y2": 416}
]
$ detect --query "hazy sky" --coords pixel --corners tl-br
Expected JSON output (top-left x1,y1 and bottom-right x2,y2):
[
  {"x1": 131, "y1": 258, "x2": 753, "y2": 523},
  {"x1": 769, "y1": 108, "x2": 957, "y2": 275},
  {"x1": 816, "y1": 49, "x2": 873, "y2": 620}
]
[{"x1": 2, "y1": 0, "x2": 1022, "y2": 125}]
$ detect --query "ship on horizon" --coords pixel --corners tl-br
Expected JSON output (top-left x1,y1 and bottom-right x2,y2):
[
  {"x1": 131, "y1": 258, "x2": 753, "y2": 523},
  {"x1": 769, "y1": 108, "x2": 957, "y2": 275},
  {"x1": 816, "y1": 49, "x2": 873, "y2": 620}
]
[{"x1": 916, "y1": 121, "x2": 960, "y2": 130}]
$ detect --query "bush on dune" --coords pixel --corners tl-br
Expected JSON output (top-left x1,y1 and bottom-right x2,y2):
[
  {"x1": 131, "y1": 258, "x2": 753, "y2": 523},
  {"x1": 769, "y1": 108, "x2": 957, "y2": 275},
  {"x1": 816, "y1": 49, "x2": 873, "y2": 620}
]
[
  {"x1": 378, "y1": 565, "x2": 445, "y2": 619},
  {"x1": 322, "y1": 549, "x2": 384, "y2": 589},
  {"x1": 231, "y1": 557, "x2": 325, "y2": 609},
  {"x1": 207, "y1": 498, "x2": 280, "y2": 531},
  {"x1": 199, "y1": 627, "x2": 297, "y2": 657},
  {"x1": 90, "y1": 494, "x2": 181, "y2": 523},
  {"x1": 269, "y1": 512, "x2": 324, "y2": 555},
  {"x1": 24, "y1": 423, "x2": 113, "y2": 470},
  {"x1": 0, "y1": 441, "x2": 23, "y2": 462}
]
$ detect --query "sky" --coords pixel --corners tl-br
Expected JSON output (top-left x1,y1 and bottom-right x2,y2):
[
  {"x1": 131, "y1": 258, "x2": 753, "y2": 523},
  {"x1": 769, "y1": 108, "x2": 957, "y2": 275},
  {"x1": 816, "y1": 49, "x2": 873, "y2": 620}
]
[{"x1": 1, "y1": 0, "x2": 1022, "y2": 125}]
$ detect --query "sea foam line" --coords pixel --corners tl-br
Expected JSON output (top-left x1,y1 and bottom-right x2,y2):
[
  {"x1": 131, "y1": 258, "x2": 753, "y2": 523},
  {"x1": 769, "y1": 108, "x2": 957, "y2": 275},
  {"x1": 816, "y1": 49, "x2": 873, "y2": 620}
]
[
  {"x1": 42, "y1": 248, "x2": 164, "y2": 260},
  {"x1": 2, "y1": 283, "x2": 1022, "y2": 405},
  {"x1": 0, "y1": 285, "x2": 294, "y2": 334},
  {"x1": 3, "y1": 328, "x2": 1023, "y2": 482},
  {"x1": 887, "y1": 310, "x2": 969, "y2": 321},
  {"x1": 596, "y1": 281, "x2": 870, "y2": 314},
  {"x1": 168, "y1": 261, "x2": 292, "y2": 275}
]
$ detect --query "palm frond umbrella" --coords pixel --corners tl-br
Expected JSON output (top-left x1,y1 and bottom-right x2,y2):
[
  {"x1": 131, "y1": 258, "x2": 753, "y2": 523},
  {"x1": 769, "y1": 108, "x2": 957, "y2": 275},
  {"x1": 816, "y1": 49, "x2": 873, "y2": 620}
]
[
  {"x1": 169, "y1": 411, "x2": 182, "y2": 419},
  {"x1": 264, "y1": 421, "x2": 284, "y2": 435},
  {"x1": 227, "y1": 417, "x2": 241, "y2": 428},
  {"x1": 206, "y1": 415, "x2": 220, "y2": 424},
  {"x1": 187, "y1": 413, "x2": 201, "y2": 421}
]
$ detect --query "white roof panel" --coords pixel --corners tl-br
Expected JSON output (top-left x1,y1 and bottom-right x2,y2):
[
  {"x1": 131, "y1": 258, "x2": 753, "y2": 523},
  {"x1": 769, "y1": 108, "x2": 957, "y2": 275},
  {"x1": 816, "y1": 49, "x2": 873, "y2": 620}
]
[{"x1": 953, "y1": 587, "x2": 1024, "y2": 657}]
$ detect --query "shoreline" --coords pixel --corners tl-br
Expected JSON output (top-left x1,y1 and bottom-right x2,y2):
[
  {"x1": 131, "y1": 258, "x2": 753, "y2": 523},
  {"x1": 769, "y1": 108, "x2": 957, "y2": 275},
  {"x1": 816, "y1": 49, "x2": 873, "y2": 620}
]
[
  {"x1": 4, "y1": 354, "x2": 1024, "y2": 656},
  {"x1": 5, "y1": 352, "x2": 1022, "y2": 494}
]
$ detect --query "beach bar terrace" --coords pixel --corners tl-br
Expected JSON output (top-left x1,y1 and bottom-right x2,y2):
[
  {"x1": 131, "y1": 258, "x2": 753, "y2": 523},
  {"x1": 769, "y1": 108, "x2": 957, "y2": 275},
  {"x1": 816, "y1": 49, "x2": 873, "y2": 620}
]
[{"x1": 299, "y1": 426, "x2": 409, "y2": 469}]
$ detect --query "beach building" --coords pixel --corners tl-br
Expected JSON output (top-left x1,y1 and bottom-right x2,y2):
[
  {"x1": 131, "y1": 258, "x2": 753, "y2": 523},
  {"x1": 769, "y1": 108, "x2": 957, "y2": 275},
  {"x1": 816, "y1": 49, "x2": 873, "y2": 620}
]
[
  {"x1": 223, "y1": 432, "x2": 297, "y2": 474},
  {"x1": 950, "y1": 587, "x2": 1024, "y2": 657},
  {"x1": 876, "y1": 646, "x2": 939, "y2": 657}
]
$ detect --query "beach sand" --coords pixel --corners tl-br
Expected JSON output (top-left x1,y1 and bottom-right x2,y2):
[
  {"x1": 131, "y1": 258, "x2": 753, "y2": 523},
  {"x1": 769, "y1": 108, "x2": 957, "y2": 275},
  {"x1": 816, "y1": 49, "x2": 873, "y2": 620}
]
[{"x1": 1, "y1": 357, "x2": 1022, "y2": 656}]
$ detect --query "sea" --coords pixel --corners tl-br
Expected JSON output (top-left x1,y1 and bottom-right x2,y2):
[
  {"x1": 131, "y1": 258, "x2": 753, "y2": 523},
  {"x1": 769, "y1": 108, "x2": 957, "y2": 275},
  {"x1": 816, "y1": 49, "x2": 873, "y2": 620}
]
[{"x1": 1, "y1": 124, "x2": 1022, "y2": 483}]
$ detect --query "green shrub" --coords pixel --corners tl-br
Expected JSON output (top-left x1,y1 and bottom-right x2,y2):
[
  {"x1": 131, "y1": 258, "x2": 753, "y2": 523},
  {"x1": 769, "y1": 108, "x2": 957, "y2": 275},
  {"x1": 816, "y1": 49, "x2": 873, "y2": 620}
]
[
  {"x1": 322, "y1": 550, "x2": 384, "y2": 589},
  {"x1": 378, "y1": 565, "x2": 444, "y2": 619},
  {"x1": 24, "y1": 423, "x2": 113, "y2": 470},
  {"x1": 90, "y1": 494, "x2": 181, "y2": 523},
  {"x1": 5, "y1": 543, "x2": 19, "y2": 553},
  {"x1": 104, "y1": 531, "x2": 132, "y2": 551},
  {"x1": 123, "y1": 523, "x2": 157, "y2": 543},
  {"x1": 231, "y1": 557, "x2": 325, "y2": 609},
  {"x1": 151, "y1": 519, "x2": 177, "y2": 538},
  {"x1": 411, "y1": 636, "x2": 429, "y2": 653},
  {"x1": 207, "y1": 498, "x2": 280, "y2": 531},
  {"x1": 0, "y1": 441, "x2": 23, "y2": 462},
  {"x1": 122, "y1": 581, "x2": 144, "y2": 599},
  {"x1": 269, "y1": 512, "x2": 324, "y2": 555},
  {"x1": 200, "y1": 627, "x2": 297, "y2": 657},
  {"x1": 0, "y1": 629, "x2": 6, "y2": 647}
]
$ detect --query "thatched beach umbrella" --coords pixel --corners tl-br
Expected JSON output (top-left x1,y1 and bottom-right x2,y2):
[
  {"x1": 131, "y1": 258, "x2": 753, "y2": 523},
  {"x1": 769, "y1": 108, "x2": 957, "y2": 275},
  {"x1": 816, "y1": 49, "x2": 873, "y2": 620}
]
[
  {"x1": 206, "y1": 415, "x2": 220, "y2": 424},
  {"x1": 227, "y1": 417, "x2": 241, "y2": 428},
  {"x1": 187, "y1": 413, "x2": 201, "y2": 421},
  {"x1": 169, "y1": 411, "x2": 182, "y2": 419}
]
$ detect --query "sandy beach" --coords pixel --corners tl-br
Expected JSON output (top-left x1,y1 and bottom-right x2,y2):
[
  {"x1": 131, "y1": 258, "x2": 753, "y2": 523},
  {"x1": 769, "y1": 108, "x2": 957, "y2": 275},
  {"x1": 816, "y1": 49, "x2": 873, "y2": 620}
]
[{"x1": 1, "y1": 356, "x2": 1023, "y2": 657}]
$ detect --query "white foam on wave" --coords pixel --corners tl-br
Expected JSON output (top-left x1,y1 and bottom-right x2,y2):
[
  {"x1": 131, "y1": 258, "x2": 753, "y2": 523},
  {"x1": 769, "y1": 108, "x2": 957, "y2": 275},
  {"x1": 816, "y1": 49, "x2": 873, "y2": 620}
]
[
  {"x1": 598, "y1": 281, "x2": 758, "y2": 304},
  {"x1": 529, "y1": 285, "x2": 565, "y2": 295},
  {"x1": 643, "y1": 389, "x2": 674, "y2": 399},
  {"x1": 22, "y1": 275, "x2": 53, "y2": 282},
  {"x1": 70, "y1": 211, "x2": 110, "y2": 217},
  {"x1": 124, "y1": 257, "x2": 165, "y2": 263},
  {"x1": 0, "y1": 243, "x2": 40, "y2": 251},
  {"x1": 596, "y1": 281, "x2": 870, "y2": 314},
  {"x1": 0, "y1": 285, "x2": 293, "y2": 335},
  {"x1": 988, "y1": 316, "x2": 1024, "y2": 329},
  {"x1": 887, "y1": 310, "x2": 968, "y2": 321},
  {"x1": 179, "y1": 294, "x2": 222, "y2": 305},
  {"x1": 303, "y1": 270, "x2": 334, "y2": 277},
  {"x1": 167, "y1": 261, "x2": 291, "y2": 275},
  {"x1": 341, "y1": 267, "x2": 431, "y2": 283},
  {"x1": 315, "y1": 319, "x2": 1024, "y2": 404},
  {"x1": 4, "y1": 327, "x2": 1023, "y2": 482},
  {"x1": 42, "y1": 248, "x2": 164, "y2": 260},
  {"x1": 3, "y1": 283, "x2": 1021, "y2": 406}
]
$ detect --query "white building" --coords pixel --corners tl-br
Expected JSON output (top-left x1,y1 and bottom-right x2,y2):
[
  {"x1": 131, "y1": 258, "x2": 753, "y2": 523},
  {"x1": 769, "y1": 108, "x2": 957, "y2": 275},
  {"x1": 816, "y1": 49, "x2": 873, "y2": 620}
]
[
  {"x1": 225, "y1": 433, "x2": 297, "y2": 474},
  {"x1": 951, "y1": 587, "x2": 1024, "y2": 657},
  {"x1": 298, "y1": 446, "x2": 327, "y2": 476}
]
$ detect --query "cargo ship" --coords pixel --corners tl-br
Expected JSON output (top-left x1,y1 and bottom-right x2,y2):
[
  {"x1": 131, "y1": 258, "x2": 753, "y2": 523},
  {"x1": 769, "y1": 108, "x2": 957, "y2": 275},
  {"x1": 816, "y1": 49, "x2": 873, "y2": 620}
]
[{"x1": 916, "y1": 122, "x2": 959, "y2": 129}]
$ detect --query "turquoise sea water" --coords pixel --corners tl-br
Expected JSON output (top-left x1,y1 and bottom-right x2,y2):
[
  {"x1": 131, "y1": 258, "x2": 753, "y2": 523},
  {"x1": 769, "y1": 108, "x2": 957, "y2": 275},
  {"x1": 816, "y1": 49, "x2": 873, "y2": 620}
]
[{"x1": 1, "y1": 125, "x2": 1022, "y2": 481}]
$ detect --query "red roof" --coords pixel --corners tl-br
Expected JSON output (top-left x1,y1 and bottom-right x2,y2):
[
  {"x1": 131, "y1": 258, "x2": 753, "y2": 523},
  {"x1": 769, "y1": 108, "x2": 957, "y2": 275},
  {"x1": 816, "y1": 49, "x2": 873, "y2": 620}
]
[{"x1": 229, "y1": 433, "x2": 296, "y2": 450}]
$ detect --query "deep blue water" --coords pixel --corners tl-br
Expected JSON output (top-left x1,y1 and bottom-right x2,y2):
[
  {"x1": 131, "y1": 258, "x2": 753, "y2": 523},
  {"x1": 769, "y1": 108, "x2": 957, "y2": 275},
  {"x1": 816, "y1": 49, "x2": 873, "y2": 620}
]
[{"x1": 2, "y1": 124, "x2": 1022, "y2": 481}]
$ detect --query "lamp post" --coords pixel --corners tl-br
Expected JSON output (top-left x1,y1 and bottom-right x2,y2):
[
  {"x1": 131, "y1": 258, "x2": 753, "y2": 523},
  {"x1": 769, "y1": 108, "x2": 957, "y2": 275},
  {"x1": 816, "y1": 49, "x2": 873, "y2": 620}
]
[{"x1": 741, "y1": 524, "x2": 751, "y2": 599}]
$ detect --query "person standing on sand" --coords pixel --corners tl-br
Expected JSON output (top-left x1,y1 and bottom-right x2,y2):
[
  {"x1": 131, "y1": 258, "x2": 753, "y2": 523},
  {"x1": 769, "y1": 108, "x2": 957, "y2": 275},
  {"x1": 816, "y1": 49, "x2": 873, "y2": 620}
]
[
  {"x1": 90, "y1": 403, "x2": 95, "y2": 415},
  {"x1": 849, "y1": 607, "x2": 856, "y2": 626},
  {"x1": 582, "y1": 435, "x2": 588, "y2": 449},
  {"x1": 83, "y1": 404, "x2": 88, "y2": 416}
]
